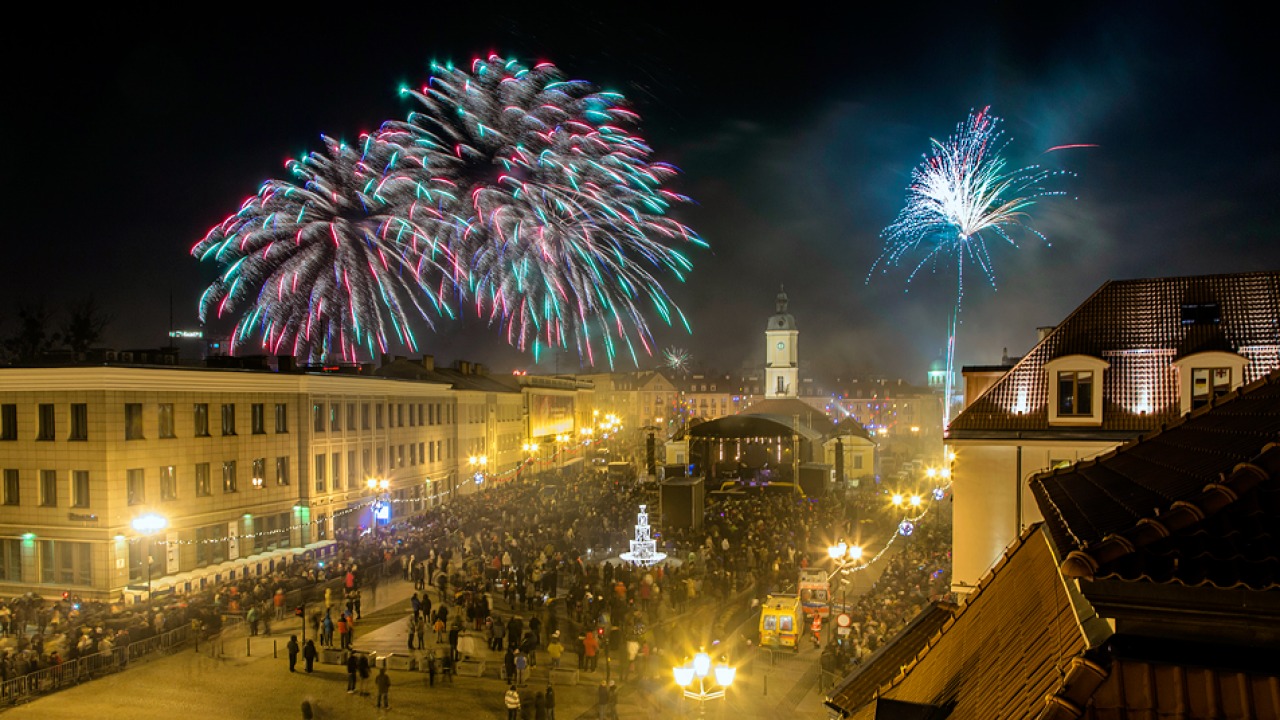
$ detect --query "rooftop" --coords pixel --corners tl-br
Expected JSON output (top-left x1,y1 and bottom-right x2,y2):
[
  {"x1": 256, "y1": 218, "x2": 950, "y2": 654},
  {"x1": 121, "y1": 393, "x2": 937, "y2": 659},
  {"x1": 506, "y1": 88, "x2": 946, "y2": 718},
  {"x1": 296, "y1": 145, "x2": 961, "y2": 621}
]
[{"x1": 949, "y1": 271, "x2": 1280, "y2": 437}]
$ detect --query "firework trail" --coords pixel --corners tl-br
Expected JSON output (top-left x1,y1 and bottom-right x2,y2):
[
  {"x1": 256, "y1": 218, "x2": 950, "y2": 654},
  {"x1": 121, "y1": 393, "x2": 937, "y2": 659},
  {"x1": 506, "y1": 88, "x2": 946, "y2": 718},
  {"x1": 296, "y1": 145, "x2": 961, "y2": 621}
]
[
  {"x1": 383, "y1": 55, "x2": 706, "y2": 367},
  {"x1": 192, "y1": 135, "x2": 453, "y2": 363},
  {"x1": 662, "y1": 346, "x2": 691, "y2": 373},
  {"x1": 870, "y1": 107, "x2": 1071, "y2": 304}
]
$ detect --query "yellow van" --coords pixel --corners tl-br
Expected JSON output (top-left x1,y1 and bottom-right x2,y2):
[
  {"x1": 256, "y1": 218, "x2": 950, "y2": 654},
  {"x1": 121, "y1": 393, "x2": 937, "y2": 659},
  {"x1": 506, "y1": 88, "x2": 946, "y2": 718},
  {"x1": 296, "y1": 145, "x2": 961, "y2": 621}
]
[{"x1": 759, "y1": 594, "x2": 802, "y2": 652}]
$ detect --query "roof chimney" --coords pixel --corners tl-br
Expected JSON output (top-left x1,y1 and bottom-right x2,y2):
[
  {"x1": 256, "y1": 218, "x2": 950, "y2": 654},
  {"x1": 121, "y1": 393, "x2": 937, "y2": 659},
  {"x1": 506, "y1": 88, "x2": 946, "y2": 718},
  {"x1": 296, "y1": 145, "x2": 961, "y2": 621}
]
[
  {"x1": 277, "y1": 355, "x2": 297, "y2": 373},
  {"x1": 420, "y1": 355, "x2": 435, "y2": 372},
  {"x1": 1036, "y1": 326, "x2": 1056, "y2": 342}
]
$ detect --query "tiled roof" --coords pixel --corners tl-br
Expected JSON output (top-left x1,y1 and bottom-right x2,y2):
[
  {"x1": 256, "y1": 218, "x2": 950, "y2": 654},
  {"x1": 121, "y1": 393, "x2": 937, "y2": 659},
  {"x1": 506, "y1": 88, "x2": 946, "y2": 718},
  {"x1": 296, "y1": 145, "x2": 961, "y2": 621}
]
[
  {"x1": 824, "y1": 602, "x2": 957, "y2": 716},
  {"x1": 949, "y1": 271, "x2": 1280, "y2": 436},
  {"x1": 1031, "y1": 371, "x2": 1280, "y2": 591},
  {"x1": 1081, "y1": 657, "x2": 1280, "y2": 719},
  {"x1": 856, "y1": 527, "x2": 1089, "y2": 717}
]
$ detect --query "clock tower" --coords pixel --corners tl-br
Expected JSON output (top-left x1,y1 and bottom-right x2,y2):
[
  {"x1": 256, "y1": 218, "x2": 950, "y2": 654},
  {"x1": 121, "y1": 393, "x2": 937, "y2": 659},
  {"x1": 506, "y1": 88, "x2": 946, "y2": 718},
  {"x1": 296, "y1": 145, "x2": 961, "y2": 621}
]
[{"x1": 765, "y1": 286, "x2": 798, "y2": 399}]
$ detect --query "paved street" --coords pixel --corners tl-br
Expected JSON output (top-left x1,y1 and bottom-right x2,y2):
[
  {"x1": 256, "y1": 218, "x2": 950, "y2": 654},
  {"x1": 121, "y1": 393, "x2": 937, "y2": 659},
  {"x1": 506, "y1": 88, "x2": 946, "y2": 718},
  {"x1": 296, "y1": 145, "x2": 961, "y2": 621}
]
[{"x1": 2, "y1": 574, "x2": 834, "y2": 719}]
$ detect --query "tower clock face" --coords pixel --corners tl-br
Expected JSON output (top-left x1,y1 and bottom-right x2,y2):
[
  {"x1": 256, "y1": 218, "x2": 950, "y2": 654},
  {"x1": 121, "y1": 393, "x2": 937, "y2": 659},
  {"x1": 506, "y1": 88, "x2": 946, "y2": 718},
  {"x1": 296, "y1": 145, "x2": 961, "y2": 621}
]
[{"x1": 776, "y1": 342, "x2": 785, "y2": 350}]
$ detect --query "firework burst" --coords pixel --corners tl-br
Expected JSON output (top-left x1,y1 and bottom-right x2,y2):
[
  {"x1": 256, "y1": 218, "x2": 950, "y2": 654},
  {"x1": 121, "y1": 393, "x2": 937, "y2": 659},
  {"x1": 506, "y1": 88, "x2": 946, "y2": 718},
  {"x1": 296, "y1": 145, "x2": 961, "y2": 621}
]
[
  {"x1": 192, "y1": 135, "x2": 453, "y2": 362},
  {"x1": 662, "y1": 346, "x2": 691, "y2": 373},
  {"x1": 384, "y1": 55, "x2": 705, "y2": 366},
  {"x1": 871, "y1": 107, "x2": 1071, "y2": 303}
]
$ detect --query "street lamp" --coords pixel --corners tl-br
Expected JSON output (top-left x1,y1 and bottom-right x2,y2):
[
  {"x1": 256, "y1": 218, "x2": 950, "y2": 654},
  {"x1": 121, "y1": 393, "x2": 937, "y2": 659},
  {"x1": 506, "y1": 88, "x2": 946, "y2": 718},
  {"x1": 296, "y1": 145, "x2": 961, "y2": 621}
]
[
  {"x1": 522, "y1": 441, "x2": 540, "y2": 477},
  {"x1": 827, "y1": 540, "x2": 864, "y2": 612},
  {"x1": 131, "y1": 513, "x2": 168, "y2": 607},
  {"x1": 367, "y1": 477, "x2": 390, "y2": 524},
  {"x1": 468, "y1": 455, "x2": 488, "y2": 486},
  {"x1": 673, "y1": 650, "x2": 735, "y2": 716},
  {"x1": 555, "y1": 433, "x2": 571, "y2": 470}
]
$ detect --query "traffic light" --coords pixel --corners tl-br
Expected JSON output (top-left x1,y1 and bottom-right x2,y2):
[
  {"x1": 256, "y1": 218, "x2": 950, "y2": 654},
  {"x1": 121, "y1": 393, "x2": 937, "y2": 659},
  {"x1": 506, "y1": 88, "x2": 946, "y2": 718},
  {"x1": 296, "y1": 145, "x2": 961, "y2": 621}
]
[{"x1": 295, "y1": 606, "x2": 304, "y2": 618}]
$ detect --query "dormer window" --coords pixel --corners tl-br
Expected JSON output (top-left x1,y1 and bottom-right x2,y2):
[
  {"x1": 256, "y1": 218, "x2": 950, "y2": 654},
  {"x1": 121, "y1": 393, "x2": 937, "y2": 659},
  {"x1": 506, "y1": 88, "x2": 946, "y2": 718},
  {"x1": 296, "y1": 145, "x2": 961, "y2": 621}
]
[
  {"x1": 1172, "y1": 351, "x2": 1247, "y2": 414},
  {"x1": 1045, "y1": 355, "x2": 1109, "y2": 426},
  {"x1": 1057, "y1": 371, "x2": 1094, "y2": 416},
  {"x1": 1190, "y1": 367, "x2": 1231, "y2": 409}
]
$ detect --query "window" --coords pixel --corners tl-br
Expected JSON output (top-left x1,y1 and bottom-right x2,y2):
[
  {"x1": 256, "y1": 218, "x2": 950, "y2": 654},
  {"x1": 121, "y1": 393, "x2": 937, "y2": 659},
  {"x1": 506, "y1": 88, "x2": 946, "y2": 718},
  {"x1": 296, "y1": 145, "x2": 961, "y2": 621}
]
[
  {"x1": 221, "y1": 404, "x2": 236, "y2": 436},
  {"x1": 376, "y1": 404, "x2": 384, "y2": 429},
  {"x1": 37, "y1": 404, "x2": 55, "y2": 441},
  {"x1": 397, "y1": 445, "x2": 405, "y2": 468},
  {"x1": 410, "y1": 443, "x2": 417, "y2": 465},
  {"x1": 124, "y1": 403, "x2": 144, "y2": 440},
  {"x1": 362, "y1": 448, "x2": 372, "y2": 474},
  {"x1": 72, "y1": 470, "x2": 90, "y2": 508},
  {"x1": 1191, "y1": 367, "x2": 1232, "y2": 409},
  {"x1": 195, "y1": 463, "x2": 211, "y2": 497},
  {"x1": 194, "y1": 403, "x2": 210, "y2": 437},
  {"x1": 348, "y1": 451, "x2": 357, "y2": 487},
  {"x1": 315, "y1": 454, "x2": 326, "y2": 493},
  {"x1": 1057, "y1": 371, "x2": 1094, "y2": 416},
  {"x1": 276, "y1": 457, "x2": 290, "y2": 486},
  {"x1": 39, "y1": 470, "x2": 57, "y2": 507},
  {"x1": 252, "y1": 403, "x2": 266, "y2": 434},
  {"x1": 252, "y1": 458, "x2": 266, "y2": 489},
  {"x1": 158, "y1": 403, "x2": 175, "y2": 439},
  {"x1": 330, "y1": 403, "x2": 341, "y2": 432},
  {"x1": 0, "y1": 404, "x2": 15, "y2": 440},
  {"x1": 376, "y1": 447, "x2": 385, "y2": 473},
  {"x1": 2, "y1": 469, "x2": 17, "y2": 505},
  {"x1": 222, "y1": 461, "x2": 238, "y2": 493},
  {"x1": 419, "y1": 442, "x2": 425, "y2": 463},
  {"x1": 361, "y1": 403, "x2": 370, "y2": 430},
  {"x1": 397, "y1": 404, "x2": 404, "y2": 427},
  {"x1": 127, "y1": 468, "x2": 145, "y2": 505},
  {"x1": 160, "y1": 465, "x2": 177, "y2": 501},
  {"x1": 39, "y1": 540, "x2": 92, "y2": 586},
  {"x1": 347, "y1": 404, "x2": 356, "y2": 431},
  {"x1": 69, "y1": 404, "x2": 88, "y2": 441},
  {"x1": 332, "y1": 453, "x2": 342, "y2": 491},
  {"x1": 0, "y1": 539, "x2": 21, "y2": 582},
  {"x1": 313, "y1": 403, "x2": 324, "y2": 432},
  {"x1": 275, "y1": 403, "x2": 289, "y2": 433},
  {"x1": 428, "y1": 404, "x2": 435, "y2": 426}
]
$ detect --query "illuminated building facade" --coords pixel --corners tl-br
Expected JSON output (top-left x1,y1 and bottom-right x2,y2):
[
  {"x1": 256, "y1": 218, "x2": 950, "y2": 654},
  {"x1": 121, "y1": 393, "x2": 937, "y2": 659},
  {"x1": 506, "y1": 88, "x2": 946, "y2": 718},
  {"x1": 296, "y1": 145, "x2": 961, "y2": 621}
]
[{"x1": 947, "y1": 271, "x2": 1280, "y2": 594}]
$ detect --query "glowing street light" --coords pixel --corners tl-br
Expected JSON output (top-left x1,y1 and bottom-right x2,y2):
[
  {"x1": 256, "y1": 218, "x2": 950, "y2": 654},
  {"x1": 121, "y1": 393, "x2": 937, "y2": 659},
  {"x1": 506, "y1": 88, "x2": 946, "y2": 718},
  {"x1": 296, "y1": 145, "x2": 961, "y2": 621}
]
[
  {"x1": 673, "y1": 650, "x2": 735, "y2": 715},
  {"x1": 131, "y1": 513, "x2": 168, "y2": 607},
  {"x1": 366, "y1": 478, "x2": 390, "y2": 524}
]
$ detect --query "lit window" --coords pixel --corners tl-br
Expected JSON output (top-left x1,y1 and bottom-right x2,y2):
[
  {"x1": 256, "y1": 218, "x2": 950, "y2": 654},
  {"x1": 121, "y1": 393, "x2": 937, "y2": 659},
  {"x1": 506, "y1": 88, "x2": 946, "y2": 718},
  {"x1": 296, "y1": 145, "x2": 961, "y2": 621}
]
[{"x1": 1191, "y1": 367, "x2": 1231, "y2": 409}]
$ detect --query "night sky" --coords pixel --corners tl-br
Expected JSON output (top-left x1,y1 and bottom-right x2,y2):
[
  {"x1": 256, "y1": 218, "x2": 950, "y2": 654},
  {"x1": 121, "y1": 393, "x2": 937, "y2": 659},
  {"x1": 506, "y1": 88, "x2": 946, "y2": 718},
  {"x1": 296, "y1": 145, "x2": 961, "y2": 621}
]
[{"x1": 6, "y1": 5, "x2": 1278, "y2": 381}]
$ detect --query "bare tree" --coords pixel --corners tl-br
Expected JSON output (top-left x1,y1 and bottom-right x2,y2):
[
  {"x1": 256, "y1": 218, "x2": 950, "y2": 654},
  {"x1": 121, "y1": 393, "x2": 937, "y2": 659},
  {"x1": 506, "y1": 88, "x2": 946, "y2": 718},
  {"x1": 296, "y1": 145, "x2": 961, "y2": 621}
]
[
  {"x1": 62, "y1": 295, "x2": 112, "y2": 354},
  {"x1": 4, "y1": 300, "x2": 61, "y2": 362}
]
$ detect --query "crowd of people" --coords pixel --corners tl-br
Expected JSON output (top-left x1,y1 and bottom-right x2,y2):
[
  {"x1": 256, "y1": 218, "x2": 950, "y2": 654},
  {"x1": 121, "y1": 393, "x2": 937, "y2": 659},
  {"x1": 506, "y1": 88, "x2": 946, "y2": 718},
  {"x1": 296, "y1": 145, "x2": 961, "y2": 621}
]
[{"x1": 1, "y1": 454, "x2": 954, "y2": 713}]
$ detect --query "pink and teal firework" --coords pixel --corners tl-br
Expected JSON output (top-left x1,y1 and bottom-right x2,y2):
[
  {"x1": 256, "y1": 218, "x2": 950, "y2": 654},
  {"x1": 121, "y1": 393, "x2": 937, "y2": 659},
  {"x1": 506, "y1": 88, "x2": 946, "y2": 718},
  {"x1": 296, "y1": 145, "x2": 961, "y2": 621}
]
[
  {"x1": 383, "y1": 55, "x2": 705, "y2": 366},
  {"x1": 192, "y1": 135, "x2": 453, "y2": 362}
]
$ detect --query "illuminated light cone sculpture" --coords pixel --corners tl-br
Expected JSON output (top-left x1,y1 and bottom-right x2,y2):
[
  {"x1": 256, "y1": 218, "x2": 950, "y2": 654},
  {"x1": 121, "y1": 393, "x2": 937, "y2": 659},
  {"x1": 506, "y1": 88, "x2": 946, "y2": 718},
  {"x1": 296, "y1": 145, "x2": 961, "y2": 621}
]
[{"x1": 619, "y1": 505, "x2": 667, "y2": 567}]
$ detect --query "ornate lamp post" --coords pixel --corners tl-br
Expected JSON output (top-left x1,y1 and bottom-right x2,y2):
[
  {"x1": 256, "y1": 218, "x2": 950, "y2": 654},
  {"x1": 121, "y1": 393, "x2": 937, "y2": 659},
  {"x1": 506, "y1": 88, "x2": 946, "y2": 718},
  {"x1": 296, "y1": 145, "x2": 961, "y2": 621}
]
[{"x1": 673, "y1": 650, "x2": 735, "y2": 716}]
